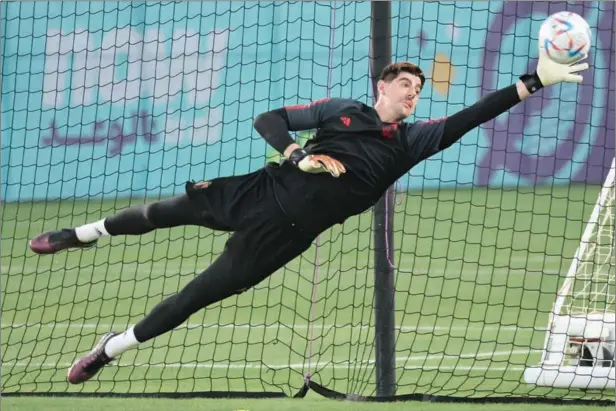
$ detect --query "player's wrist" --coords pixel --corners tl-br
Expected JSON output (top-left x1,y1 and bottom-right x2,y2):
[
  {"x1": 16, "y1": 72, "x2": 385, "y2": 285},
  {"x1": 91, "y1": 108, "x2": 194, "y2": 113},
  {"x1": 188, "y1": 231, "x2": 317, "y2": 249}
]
[
  {"x1": 288, "y1": 148, "x2": 308, "y2": 167},
  {"x1": 283, "y1": 143, "x2": 302, "y2": 159},
  {"x1": 519, "y1": 72, "x2": 544, "y2": 94}
]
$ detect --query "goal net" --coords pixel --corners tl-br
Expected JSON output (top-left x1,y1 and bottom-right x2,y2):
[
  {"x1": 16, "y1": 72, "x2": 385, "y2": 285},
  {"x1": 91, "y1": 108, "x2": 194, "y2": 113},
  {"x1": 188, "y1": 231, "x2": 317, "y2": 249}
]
[
  {"x1": 1, "y1": 0, "x2": 614, "y2": 404},
  {"x1": 524, "y1": 160, "x2": 615, "y2": 389}
]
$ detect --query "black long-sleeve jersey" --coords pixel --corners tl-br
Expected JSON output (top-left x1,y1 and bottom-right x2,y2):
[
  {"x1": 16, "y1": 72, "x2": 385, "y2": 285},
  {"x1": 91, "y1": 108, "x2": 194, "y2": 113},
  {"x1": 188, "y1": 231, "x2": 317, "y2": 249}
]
[{"x1": 257, "y1": 84, "x2": 522, "y2": 234}]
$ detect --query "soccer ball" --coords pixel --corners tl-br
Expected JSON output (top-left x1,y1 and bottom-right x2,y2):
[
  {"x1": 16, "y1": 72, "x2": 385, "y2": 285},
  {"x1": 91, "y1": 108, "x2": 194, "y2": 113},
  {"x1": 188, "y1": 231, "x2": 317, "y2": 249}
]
[{"x1": 539, "y1": 11, "x2": 591, "y2": 65}]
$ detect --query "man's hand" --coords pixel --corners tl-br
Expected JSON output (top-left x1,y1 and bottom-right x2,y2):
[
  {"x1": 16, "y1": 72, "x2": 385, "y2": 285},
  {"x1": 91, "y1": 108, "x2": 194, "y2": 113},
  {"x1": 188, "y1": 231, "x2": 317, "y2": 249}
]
[
  {"x1": 536, "y1": 48, "x2": 589, "y2": 87},
  {"x1": 520, "y1": 47, "x2": 589, "y2": 93},
  {"x1": 287, "y1": 148, "x2": 346, "y2": 178},
  {"x1": 298, "y1": 154, "x2": 346, "y2": 177}
]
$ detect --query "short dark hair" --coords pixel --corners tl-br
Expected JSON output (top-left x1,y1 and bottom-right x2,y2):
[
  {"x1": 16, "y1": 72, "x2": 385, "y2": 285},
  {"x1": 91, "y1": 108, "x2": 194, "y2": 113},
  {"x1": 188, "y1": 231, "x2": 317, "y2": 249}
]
[{"x1": 379, "y1": 62, "x2": 425, "y2": 89}]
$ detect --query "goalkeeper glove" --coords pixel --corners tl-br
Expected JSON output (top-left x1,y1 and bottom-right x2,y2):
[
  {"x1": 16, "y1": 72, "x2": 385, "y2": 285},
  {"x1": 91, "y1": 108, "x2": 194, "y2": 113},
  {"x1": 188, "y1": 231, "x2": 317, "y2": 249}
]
[
  {"x1": 520, "y1": 47, "x2": 589, "y2": 93},
  {"x1": 288, "y1": 148, "x2": 346, "y2": 178}
]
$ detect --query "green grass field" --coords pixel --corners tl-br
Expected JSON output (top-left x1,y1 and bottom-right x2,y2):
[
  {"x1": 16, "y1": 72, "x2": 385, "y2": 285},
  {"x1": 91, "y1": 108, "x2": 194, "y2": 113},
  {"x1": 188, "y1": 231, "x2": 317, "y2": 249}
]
[{"x1": 1, "y1": 184, "x2": 613, "y2": 410}]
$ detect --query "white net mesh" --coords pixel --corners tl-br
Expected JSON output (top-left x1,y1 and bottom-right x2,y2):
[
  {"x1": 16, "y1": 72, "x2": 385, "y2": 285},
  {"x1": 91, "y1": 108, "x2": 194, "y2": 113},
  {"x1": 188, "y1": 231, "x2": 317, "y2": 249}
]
[{"x1": 561, "y1": 162, "x2": 615, "y2": 317}]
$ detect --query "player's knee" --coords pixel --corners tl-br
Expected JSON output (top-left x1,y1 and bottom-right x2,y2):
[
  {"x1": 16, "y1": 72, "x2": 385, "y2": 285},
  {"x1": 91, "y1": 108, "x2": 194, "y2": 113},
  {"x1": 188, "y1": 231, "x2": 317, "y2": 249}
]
[
  {"x1": 143, "y1": 203, "x2": 165, "y2": 229},
  {"x1": 231, "y1": 269, "x2": 270, "y2": 296},
  {"x1": 170, "y1": 289, "x2": 206, "y2": 317},
  {"x1": 144, "y1": 196, "x2": 199, "y2": 229}
]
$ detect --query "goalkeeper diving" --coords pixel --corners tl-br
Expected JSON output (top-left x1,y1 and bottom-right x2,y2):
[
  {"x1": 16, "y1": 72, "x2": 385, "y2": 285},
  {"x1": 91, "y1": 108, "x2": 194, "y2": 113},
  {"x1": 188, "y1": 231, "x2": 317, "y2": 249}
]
[{"x1": 29, "y1": 48, "x2": 588, "y2": 384}]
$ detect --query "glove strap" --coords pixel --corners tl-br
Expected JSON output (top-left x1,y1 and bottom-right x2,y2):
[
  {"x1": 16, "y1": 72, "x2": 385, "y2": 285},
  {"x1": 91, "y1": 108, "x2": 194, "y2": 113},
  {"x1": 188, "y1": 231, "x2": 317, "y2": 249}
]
[
  {"x1": 520, "y1": 72, "x2": 544, "y2": 94},
  {"x1": 288, "y1": 148, "x2": 308, "y2": 167}
]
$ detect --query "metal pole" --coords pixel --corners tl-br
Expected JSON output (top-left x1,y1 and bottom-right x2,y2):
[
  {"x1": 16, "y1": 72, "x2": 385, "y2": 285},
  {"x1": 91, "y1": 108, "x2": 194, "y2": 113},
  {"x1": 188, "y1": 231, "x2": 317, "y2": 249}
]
[{"x1": 370, "y1": 1, "x2": 396, "y2": 398}]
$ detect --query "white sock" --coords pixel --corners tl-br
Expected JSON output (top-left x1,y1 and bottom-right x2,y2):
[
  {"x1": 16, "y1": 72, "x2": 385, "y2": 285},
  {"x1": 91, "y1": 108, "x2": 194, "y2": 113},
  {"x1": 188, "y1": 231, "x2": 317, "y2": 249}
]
[
  {"x1": 74, "y1": 219, "x2": 109, "y2": 242},
  {"x1": 104, "y1": 326, "x2": 140, "y2": 358}
]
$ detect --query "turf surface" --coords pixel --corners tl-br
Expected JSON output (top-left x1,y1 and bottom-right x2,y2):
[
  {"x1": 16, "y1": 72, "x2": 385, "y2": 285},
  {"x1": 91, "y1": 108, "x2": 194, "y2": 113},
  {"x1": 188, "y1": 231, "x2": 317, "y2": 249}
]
[{"x1": 2, "y1": 184, "x2": 613, "y2": 409}]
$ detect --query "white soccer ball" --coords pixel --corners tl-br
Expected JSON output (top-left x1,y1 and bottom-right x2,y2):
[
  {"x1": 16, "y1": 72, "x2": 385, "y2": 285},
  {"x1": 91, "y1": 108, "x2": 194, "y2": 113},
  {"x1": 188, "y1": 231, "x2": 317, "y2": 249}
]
[{"x1": 539, "y1": 11, "x2": 592, "y2": 65}]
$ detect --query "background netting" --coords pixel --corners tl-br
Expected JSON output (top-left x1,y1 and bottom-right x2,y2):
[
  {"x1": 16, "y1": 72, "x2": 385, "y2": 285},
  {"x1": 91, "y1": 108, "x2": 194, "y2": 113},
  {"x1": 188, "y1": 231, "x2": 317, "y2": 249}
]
[{"x1": 1, "y1": 0, "x2": 614, "y2": 401}]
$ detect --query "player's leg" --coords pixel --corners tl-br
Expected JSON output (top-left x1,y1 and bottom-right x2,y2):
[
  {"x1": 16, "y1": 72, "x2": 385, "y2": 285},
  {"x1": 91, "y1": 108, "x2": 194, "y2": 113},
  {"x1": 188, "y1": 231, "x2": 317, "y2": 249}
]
[
  {"x1": 29, "y1": 193, "x2": 231, "y2": 255},
  {"x1": 66, "y1": 217, "x2": 315, "y2": 384}
]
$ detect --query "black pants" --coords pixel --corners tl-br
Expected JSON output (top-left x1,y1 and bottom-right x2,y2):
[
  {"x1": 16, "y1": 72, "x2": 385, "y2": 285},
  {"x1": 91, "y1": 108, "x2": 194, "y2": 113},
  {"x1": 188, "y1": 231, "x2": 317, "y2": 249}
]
[{"x1": 105, "y1": 169, "x2": 317, "y2": 343}]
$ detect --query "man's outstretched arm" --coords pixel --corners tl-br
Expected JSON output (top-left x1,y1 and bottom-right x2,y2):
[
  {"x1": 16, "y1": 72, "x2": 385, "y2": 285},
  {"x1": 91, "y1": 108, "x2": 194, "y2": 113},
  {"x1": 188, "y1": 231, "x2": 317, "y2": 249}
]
[
  {"x1": 439, "y1": 50, "x2": 589, "y2": 150},
  {"x1": 437, "y1": 81, "x2": 528, "y2": 150},
  {"x1": 404, "y1": 51, "x2": 588, "y2": 162}
]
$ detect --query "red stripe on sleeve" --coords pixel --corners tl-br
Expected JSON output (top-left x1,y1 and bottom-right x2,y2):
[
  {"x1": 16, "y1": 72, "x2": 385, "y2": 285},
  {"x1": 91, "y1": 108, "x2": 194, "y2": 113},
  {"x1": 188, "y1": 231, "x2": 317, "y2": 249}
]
[{"x1": 284, "y1": 97, "x2": 330, "y2": 111}]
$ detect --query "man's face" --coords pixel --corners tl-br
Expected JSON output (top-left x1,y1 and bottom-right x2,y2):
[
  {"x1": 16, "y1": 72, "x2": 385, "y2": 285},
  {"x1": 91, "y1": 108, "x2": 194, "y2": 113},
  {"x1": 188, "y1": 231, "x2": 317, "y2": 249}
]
[{"x1": 378, "y1": 72, "x2": 422, "y2": 120}]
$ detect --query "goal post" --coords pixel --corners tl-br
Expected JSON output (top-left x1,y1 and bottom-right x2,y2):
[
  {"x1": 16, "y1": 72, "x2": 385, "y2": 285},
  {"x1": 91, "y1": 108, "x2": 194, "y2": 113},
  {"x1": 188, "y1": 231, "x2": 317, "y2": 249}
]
[
  {"x1": 524, "y1": 159, "x2": 616, "y2": 390},
  {"x1": 370, "y1": 0, "x2": 397, "y2": 398}
]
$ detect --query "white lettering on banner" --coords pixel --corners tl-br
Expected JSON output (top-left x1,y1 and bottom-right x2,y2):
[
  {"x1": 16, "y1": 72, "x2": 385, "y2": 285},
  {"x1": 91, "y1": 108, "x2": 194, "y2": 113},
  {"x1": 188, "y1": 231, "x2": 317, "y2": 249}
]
[{"x1": 43, "y1": 27, "x2": 229, "y2": 145}]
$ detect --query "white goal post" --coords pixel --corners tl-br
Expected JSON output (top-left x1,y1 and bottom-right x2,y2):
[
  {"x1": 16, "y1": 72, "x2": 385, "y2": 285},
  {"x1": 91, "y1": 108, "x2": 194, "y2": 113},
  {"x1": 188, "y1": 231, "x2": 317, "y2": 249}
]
[{"x1": 524, "y1": 159, "x2": 616, "y2": 390}]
